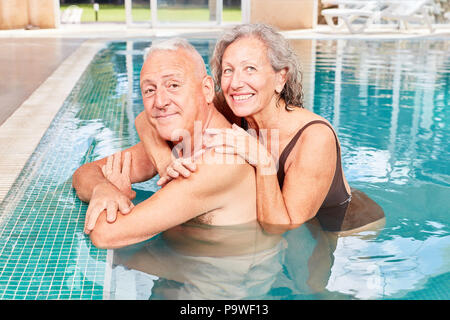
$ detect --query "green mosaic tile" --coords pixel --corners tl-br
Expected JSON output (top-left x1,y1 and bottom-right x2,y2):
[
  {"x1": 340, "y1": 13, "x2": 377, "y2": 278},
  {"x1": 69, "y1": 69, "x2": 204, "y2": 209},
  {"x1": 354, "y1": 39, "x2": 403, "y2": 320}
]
[
  {"x1": 0, "y1": 40, "x2": 213, "y2": 300},
  {"x1": 0, "y1": 43, "x2": 129, "y2": 300}
]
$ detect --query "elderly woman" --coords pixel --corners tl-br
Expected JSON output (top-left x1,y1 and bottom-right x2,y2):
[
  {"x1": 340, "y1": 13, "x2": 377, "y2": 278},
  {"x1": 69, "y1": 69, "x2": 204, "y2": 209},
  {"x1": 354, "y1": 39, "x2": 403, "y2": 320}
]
[{"x1": 136, "y1": 24, "x2": 385, "y2": 233}]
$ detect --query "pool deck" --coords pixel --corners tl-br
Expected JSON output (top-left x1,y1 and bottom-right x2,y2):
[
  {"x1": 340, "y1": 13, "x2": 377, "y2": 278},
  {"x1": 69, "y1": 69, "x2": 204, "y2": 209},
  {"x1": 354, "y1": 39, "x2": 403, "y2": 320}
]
[{"x1": 0, "y1": 22, "x2": 449, "y2": 203}]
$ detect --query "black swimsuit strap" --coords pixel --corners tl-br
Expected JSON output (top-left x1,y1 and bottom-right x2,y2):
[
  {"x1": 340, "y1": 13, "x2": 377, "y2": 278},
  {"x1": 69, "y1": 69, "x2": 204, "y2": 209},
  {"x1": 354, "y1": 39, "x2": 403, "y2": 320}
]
[{"x1": 277, "y1": 120, "x2": 342, "y2": 188}]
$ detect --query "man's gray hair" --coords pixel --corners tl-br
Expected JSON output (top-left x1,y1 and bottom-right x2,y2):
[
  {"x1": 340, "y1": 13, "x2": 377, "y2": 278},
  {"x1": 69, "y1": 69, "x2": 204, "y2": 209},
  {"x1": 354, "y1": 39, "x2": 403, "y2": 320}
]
[
  {"x1": 143, "y1": 37, "x2": 207, "y2": 76},
  {"x1": 143, "y1": 38, "x2": 193, "y2": 60},
  {"x1": 211, "y1": 23, "x2": 304, "y2": 110}
]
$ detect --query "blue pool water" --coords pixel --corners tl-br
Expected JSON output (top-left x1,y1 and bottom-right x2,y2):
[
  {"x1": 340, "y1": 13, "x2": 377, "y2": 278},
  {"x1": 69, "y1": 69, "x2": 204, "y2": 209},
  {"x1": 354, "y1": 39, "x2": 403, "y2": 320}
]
[{"x1": 0, "y1": 38, "x2": 448, "y2": 300}]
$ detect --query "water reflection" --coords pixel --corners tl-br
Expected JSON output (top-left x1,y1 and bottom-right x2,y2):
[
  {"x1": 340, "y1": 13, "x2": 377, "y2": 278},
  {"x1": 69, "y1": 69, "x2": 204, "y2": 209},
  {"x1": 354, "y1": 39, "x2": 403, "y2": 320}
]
[
  {"x1": 111, "y1": 220, "x2": 285, "y2": 299},
  {"x1": 326, "y1": 231, "x2": 450, "y2": 299},
  {"x1": 309, "y1": 39, "x2": 450, "y2": 188},
  {"x1": 109, "y1": 212, "x2": 388, "y2": 299}
]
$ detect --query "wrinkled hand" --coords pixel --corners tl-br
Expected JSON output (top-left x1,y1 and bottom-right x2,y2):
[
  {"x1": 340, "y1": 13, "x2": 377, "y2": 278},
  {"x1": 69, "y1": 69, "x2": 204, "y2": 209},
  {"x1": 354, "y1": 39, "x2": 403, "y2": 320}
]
[
  {"x1": 101, "y1": 151, "x2": 136, "y2": 200},
  {"x1": 84, "y1": 151, "x2": 135, "y2": 234},
  {"x1": 156, "y1": 149, "x2": 205, "y2": 187},
  {"x1": 204, "y1": 123, "x2": 277, "y2": 174},
  {"x1": 84, "y1": 182, "x2": 134, "y2": 234}
]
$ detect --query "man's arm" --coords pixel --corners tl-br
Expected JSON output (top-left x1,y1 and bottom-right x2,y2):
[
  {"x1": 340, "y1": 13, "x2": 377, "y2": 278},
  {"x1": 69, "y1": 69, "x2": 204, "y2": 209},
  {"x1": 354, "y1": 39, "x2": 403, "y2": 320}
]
[
  {"x1": 73, "y1": 142, "x2": 156, "y2": 202},
  {"x1": 89, "y1": 151, "x2": 254, "y2": 249},
  {"x1": 72, "y1": 142, "x2": 158, "y2": 233}
]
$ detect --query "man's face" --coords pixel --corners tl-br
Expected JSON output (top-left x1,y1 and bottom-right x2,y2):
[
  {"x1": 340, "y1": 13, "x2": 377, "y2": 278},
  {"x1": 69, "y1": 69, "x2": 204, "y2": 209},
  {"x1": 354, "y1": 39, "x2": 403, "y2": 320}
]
[{"x1": 140, "y1": 49, "x2": 206, "y2": 142}]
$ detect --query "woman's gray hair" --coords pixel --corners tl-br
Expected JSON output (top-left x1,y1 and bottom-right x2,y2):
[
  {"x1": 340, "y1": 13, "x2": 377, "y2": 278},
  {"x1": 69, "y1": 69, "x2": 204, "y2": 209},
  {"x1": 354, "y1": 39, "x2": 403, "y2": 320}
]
[{"x1": 211, "y1": 23, "x2": 304, "y2": 110}]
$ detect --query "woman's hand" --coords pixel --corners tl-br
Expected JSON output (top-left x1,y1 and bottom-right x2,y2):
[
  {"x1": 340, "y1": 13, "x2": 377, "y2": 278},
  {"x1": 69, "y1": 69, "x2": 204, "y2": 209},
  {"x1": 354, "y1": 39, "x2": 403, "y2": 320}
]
[
  {"x1": 102, "y1": 151, "x2": 136, "y2": 200},
  {"x1": 156, "y1": 149, "x2": 205, "y2": 187},
  {"x1": 204, "y1": 124, "x2": 277, "y2": 175}
]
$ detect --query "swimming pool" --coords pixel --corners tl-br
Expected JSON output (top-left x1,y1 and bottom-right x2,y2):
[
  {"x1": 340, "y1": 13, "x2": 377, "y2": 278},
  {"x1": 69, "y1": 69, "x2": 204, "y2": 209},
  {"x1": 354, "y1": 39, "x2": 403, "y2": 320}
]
[{"x1": 0, "y1": 38, "x2": 448, "y2": 300}]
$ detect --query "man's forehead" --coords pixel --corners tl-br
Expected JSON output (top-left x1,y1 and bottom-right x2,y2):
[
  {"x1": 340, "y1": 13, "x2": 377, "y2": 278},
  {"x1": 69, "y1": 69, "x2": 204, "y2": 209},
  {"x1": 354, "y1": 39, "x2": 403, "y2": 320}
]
[
  {"x1": 140, "y1": 48, "x2": 204, "y2": 82},
  {"x1": 142, "y1": 62, "x2": 187, "y2": 83},
  {"x1": 142, "y1": 69, "x2": 185, "y2": 80},
  {"x1": 145, "y1": 49, "x2": 193, "y2": 69}
]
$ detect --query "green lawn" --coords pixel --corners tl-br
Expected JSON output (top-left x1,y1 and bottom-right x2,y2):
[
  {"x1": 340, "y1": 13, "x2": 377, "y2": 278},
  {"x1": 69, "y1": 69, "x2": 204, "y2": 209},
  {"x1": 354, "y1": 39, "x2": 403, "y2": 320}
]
[{"x1": 61, "y1": 4, "x2": 241, "y2": 23}]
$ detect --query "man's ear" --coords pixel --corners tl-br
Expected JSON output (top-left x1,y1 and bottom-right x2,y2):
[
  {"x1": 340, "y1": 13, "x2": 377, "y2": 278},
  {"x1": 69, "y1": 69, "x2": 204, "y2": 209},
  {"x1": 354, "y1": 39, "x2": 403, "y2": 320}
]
[
  {"x1": 275, "y1": 68, "x2": 288, "y2": 94},
  {"x1": 202, "y1": 75, "x2": 215, "y2": 104}
]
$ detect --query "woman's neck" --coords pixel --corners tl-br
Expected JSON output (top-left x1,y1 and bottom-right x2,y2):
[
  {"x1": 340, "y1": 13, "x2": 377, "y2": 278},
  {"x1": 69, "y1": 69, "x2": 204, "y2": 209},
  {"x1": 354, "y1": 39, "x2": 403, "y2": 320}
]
[{"x1": 245, "y1": 97, "x2": 285, "y2": 132}]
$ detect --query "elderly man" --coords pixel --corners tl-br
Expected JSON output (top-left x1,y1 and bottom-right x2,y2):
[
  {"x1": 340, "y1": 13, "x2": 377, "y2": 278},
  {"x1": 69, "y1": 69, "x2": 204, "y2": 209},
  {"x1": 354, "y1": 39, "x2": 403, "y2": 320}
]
[{"x1": 72, "y1": 39, "x2": 256, "y2": 249}]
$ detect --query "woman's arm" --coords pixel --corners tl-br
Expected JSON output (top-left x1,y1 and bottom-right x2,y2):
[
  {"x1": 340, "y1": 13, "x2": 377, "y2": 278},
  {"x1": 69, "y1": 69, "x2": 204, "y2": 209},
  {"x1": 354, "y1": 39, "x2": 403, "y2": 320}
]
[{"x1": 207, "y1": 124, "x2": 337, "y2": 233}]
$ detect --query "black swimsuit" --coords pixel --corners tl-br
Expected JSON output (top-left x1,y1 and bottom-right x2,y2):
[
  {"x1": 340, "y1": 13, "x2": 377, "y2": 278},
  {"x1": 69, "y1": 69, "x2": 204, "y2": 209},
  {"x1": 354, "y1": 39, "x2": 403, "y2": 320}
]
[
  {"x1": 277, "y1": 120, "x2": 352, "y2": 231},
  {"x1": 242, "y1": 118, "x2": 384, "y2": 231}
]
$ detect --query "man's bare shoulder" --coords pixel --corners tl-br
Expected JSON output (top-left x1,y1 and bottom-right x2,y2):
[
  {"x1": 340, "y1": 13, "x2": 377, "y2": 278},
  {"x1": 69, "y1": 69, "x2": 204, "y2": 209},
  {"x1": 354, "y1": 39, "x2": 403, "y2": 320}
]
[{"x1": 157, "y1": 148, "x2": 256, "y2": 226}]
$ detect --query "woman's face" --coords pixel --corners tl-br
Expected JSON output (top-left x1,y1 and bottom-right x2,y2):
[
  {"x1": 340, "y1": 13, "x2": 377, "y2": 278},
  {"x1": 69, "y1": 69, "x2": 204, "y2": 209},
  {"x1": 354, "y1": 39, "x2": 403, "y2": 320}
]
[{"x1": 220, "y1": 36, "x2": 286, "y2": 118}]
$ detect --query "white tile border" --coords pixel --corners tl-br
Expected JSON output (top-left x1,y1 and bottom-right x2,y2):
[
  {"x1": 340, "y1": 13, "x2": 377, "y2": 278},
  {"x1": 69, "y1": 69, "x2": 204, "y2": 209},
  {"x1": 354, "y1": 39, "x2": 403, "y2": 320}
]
[{"x1": 103, "y1": 248, "x2": 114, "y2": 300}]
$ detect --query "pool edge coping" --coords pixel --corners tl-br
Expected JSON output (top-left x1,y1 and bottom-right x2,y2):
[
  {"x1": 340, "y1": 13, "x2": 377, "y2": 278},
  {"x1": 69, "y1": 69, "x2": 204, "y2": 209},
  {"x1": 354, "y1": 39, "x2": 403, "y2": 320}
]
[{"x1": 0, "y1": 39, "x2": 105, "y2": 204}]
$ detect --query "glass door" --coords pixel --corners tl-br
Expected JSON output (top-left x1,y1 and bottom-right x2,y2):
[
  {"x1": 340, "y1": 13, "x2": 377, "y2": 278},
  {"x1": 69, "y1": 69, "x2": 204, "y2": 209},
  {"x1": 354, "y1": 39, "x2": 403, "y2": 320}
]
[
  {"x1": 156, "y1": 0, "x2": 216, "y2": 24},
  {"x1": 126, "y1": 0, "x2": 247, "y2": 27}
]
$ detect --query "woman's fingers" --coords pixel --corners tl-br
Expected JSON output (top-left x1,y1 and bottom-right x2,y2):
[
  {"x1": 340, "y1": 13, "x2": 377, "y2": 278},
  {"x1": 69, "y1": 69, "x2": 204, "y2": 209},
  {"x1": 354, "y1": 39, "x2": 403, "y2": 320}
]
[
  {"x1": 204, "y1": 128, "x2": 235, "y2": 144},
  {"x1": 205, "y1": 131, "x2": 249, "y2": 157},
  {"x1": 204, "y1": 133, "x2": 235, "y2": 150},
  {"x1": 166, "y1": 166, "x2": 180, "y2": 179},
  {"x1": 181, "y1": 157, "x2": 197, "y2": 171},
  {"x1": 173, "y1": 158, "x2": 197, "y2": 177},
  {"x1": 172, "y1": 163, "x2": 191, "y2": 177},
  {"x1": 214, "y1": 145, "x2": 259, "y2": 166},
  {"x1": 209, "y1": 128, "x2": 272, "y2": 167},
  {"x1": 156, "y1": 155, "x2": 199, "y2": 187},
  {"x1": 156, "y1": 176, "x2": 171, "y2": 186}
]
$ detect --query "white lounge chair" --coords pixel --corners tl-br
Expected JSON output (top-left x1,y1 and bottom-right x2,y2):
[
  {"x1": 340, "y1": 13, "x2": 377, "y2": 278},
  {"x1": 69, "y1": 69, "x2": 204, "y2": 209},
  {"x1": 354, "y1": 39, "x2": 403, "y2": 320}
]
[
  {"x1": 321, "y1": 0, "x2": 380, "y2": 33},
  {"x1": 379, "y1": 0, "x2": 435, "y2": 33},
  {"x1": 60, "y1": 5, "x2": 83, "y2": 24}
]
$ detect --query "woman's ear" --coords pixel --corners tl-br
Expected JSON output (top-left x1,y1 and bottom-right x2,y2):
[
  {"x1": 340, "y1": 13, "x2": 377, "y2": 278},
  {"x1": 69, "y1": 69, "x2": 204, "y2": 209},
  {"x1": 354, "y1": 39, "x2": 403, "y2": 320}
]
[
  {"x1": 275, "y1": 68, "x2": 288, "y2": 94},
  {"x1": 202, "y1": 75, "x2": 215, "y2": 103}
]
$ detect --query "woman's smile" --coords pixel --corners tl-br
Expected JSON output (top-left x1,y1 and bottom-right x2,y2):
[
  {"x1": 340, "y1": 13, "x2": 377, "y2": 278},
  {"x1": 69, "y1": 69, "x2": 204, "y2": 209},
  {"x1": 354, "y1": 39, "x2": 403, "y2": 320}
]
[{"x1": 231, "y1": 93, "x2": 255, "y2": 102}]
